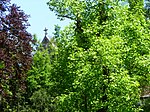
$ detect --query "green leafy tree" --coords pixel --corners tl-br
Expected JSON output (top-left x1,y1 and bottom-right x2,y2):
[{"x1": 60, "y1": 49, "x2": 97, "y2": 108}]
[
  {"x1": 26, "y1": 36, "x2": 58, "y2": 111},
  {"x1": 46, "y1": 0, "x2": 150, "y2": 111},
  {"x1": 27, "y1": 49, "x2": 52, "y2": 93},
  {"x1": 24, "y1": 0, "x2": 149, "y2": 111}
]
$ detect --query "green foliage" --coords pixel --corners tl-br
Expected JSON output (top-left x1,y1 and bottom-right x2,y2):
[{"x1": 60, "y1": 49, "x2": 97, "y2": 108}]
[
  {"x1": 0, "y1": 61, "x2": 5, "y2": 69},
  {"x1": 141, "y1": 98, "x2": 150, "y2": 112},
  {"x1": 16, "y1": 0, "x2": 149, "y2": 111},
  {"x1": 29, "y1": 88, "x2": 55, "y2": 112},
  {"x1": 27, "y1": 49, "x2": 52, "y2": 92},
  {"x1": 27, "y1": 35, "x2": 57, "y2": 92},
  {"x1": 45, "y1": 0, "x2": 150, "y2": 111},
  {"x1": 53, "y1": 22, "x2": 141, "y2": 111},
  {"x1": 53, "y1": 25, "x2": 61, "y2": 39},
  {"x1": 25, "y1": 38, "x2": 58, "y2": 111}
]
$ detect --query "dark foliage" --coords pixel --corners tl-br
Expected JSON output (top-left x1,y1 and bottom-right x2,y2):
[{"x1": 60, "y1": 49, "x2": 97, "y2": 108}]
[{"x1": 0, "y1": 0, "x2": 33, "y2": 110}]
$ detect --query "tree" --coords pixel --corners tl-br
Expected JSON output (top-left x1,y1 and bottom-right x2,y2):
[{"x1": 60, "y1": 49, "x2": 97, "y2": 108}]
[
  {"x1": 52, "y1": 16, "x2": 140, "y2": 112},
  {"x1": 46, "y1": 0, "x2": 150, "y2": 111},
  {"x1": 0, "y1": 0, "x2": 33, "y2": 111},
  {"x1": 26, "y1": 35, "x2": 58, "y2": 111}
]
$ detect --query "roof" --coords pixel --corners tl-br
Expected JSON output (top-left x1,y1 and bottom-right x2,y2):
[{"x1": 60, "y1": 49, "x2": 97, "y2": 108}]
[{"x1": 41, "y1": 36, "x2": 49, "y2": 44}]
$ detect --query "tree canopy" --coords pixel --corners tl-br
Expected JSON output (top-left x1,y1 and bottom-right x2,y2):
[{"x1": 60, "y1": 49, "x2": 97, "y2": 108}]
[
  {"x1": 1, "y1": 0, "x2": 150, "y2": 111},
  {"x1": 45, "y1": 0, "x2": 150, "y2": 111},
  {"x1": 0, "y1": 0, "x2": 33, "y2": 111}
]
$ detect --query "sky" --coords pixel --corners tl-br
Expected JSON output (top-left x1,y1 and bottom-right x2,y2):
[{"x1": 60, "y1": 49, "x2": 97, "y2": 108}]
[{"x1": 12, "y1": 0, "x2": 71, "y2": 41}]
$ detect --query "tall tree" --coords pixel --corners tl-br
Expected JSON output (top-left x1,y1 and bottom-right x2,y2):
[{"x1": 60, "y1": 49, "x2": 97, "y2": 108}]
[
  {"x1": 26, "y1": 34, "x2": 58, "y2": 111},
  {"x1": 0, "y1": 0, "x2": 33, "y2": 111},
  {"x1": 47, "y1": 0, "x2": 150, "y2": 111}
]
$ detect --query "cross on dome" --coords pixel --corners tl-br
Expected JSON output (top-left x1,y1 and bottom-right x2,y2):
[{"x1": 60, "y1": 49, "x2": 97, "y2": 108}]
[{"x1": 44, "y1": 27, "x2": 48, "y2": 37}]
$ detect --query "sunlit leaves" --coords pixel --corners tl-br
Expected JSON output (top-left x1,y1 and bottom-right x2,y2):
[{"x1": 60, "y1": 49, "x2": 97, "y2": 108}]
[{"x1": 45, "y1": 0, "x2": 149, "y2": 111}]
